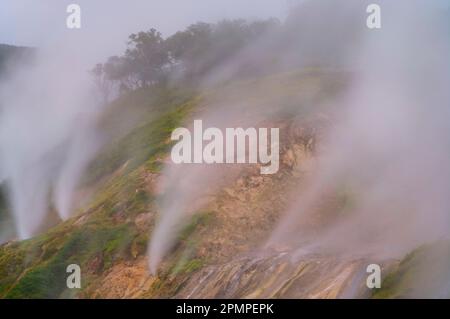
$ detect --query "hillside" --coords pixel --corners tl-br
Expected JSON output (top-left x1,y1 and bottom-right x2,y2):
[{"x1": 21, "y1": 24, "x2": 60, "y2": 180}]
[
  {"x1": 0, "y1": 44, "x2": 33, "y2": 74},
  {"x1": 1, "y1": 69, "x2": 448, "y2": 298}
]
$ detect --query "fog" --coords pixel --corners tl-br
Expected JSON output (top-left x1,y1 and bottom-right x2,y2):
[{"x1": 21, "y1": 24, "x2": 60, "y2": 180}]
[
  {"x1": 148, "y1": 0, "x2": 367, "y2": 270},
  {"x1": 148, "y1": 0, "x2": 450, "y2": 296},
  {"x1": 0, "y1": 0, "x2": 287, "y2": 240},
  {"x1": 0, "y1": 0, "x2": 449, "y2": 297},
  {"x1": 0, "y1": 0, "x2": 286, "y2": 65},
  {"x1": 268, "y1": 1, "x2": 450, "y2": 260},
  {"x1": 0, "y1": 49, "x2": 102, "y2": 238}
]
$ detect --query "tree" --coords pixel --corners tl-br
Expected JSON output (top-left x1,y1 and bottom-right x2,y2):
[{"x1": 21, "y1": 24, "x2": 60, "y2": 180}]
[
  {"x1": 91, "y1": 18, "x2": 282, "y2": 100},
  {"x1": 165, "y1": 22, "x2": 213, "y2": 79},
  {"x1": 90, "y1": 63, "x2": 112, "y2": 104},
  {"x1": 124, "y1": 29, "x2": 170, "y2": 87}
]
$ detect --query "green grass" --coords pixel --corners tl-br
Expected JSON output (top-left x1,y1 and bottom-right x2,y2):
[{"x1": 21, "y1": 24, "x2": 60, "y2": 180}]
[
  {"x1": 0, "y1": 85, "x2": 199, "y2": 298},
  {"x1": 178, "y1": 211, "x2": 213, "y2": 242},
  {"x1": 84, "y1": 87, "x2": 197, "y2": 184},
  {"x1": 0, "y1": 69, "x2": 345, "y2": 298},
  {"x1": 373, "y1": 241, "x2": 450, "y2": 298},
  {"x1": 4, "y1": 223, "x2": 137, "y2": 298},
  {"x1": 167, "y1": 211, "x2": 214, "y2": 277}
]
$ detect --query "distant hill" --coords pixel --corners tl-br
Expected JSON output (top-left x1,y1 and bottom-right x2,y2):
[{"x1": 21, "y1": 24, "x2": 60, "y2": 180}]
[{"x1": 0, "y1": 44, "x2": 34, "y2": 74}]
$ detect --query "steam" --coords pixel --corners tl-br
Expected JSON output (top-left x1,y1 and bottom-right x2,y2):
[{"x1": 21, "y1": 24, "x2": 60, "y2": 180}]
[
  {"x1": 148, "y1": 107, "x2": 271, "y2": 272},
  {"x1": 148, "y1": 0, "x2": 450, "y2": 282},
  {"x1": 1, "y1": 1, "x2": 448, "y2": 294},
  {"x1": 268, "y1": 1, "x2": 450, "y2": 260},
  {"x1": 0, "y1": 0, "x2": 287, "y2": 242},
  {"x1": 147, "y1": 0, "x2": 365, "y2": 271},
  {"x1": 0, "y1": 49, "x2": 102, "y2": 239},
  {"x1": 149, "y1": 163, "x2": 237, "y2": 273}
]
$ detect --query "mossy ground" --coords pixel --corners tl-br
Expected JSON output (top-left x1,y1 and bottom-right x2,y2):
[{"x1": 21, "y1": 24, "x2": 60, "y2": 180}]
[
  {"x1": 0, "y1": 70, "x2": 359, "y2": 298},
  {"x1": 0, "y1": 85, "x2": 198, "y2": 298},
  {"x1": 131, "y1": 211, "x2": 215, "y2": 298},
  {"x1": 372, "y1": 241, "x2": 450, "y2": 298}
]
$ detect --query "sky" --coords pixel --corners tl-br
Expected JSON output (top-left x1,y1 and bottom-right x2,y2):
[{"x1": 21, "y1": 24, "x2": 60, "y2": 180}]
[
  {"x1": 0, "y1": 0, "x2": 288, "y2": 63},
  {"x1": 1, "y1": 0, "x2": 448, "y2": 67}
]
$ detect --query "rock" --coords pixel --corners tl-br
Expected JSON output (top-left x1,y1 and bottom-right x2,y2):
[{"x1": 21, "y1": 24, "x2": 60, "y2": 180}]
[
  {"x1": 73, "y1": 214, "x2": 89, "y2": 226},
  {"x1": 91, "y1": 258, "x2": 155, "y2": 298},
  {"x1": 282, "y1": 149, "x2": 295, "y2": 168},
  {"x1": 134, "y1": 213, "x2": 152, "y2": 231},
  {"x1": 144, "y1": 172, "x2": 158, "y2": 194},
  {"x1": 86, "y1": 253, "x2": 104, "y2": 274},
  {"x1": 248, "y1": 176, "x2": 263, "y2": 187},
  {"x1": 174, "y1": 252, "x2": 392, "y2": 298},
  {"x1": 224, "y1": 188, "x2": 237, "y2": 198}
]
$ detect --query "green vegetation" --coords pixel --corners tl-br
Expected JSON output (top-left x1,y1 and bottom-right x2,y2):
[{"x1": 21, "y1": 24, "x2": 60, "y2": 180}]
[
  {"x1": 92, "y1": 19, "x2": 280, "y2": 97},
  {"x1": 373, "y1": 241, "x2": 450, "y2": 298},
  {"x1": 168, "y1": 211, "x2": 214, "y2": 276},
  {"x1": 0, "y1": 44, "x2": 34, "y2": 74},
  {"x1": 0, "y1": 185, "x2": 15, "y2": 243},
  {"x1": 4, "y1": 223, "x2": 136, "y2": 298},
  {"x1": 0, "y1": 84, "x2": 199, "y2": 298},
  {"x1": 139, "y1": 211, "x2": 214, "y2": 297},
  {"x1": 0, "y1": 58, "x2": 350, "y2": 298},
  {"x1": 84, "y1": 86, "x2": 196, "y2": 184},
  {"x1": 178, "y1": 211, "x2": 213, "y2": 243}
]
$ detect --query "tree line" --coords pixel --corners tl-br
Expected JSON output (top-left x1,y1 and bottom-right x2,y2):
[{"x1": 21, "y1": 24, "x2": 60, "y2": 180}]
[{"x1": 91, "y1": 19, "x2": 280, "y2": 102}]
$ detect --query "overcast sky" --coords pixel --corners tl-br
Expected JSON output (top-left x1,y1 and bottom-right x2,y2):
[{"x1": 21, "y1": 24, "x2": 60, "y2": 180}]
[
  {"x1": 1, "y1": 0, "x2": 448, "y2": 65},
  {"x1": 0, "y1": 0, "x2": 288, "y2": 63}
]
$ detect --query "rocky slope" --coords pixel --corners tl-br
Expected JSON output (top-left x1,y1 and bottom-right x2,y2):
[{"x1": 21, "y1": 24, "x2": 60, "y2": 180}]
[{"x1": 0, "y1": 70, "x2": 448, "y2": 299}]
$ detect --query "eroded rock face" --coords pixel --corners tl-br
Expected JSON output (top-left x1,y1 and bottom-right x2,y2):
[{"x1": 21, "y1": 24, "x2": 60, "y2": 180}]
[
  {"x1": 86, "y1": 120, "x2": 343, "y2": 299},
  {"x1": 90, "y1": 257, "x2": 155, "y2": 299},
  {"x1": 134, "y1": 213, "x2": 153, "y2": 231},
  {"x1": 89, "y1": 123, "x2": 348, "y2": 298},
  {"x1": 88, "y1": 252, "x2": 391, "y2": 299},
  {"x1": 4, "y1": 72, "x2": 397, "y2": 299},
  {"x1": 87, "y1": 117, "x2": 383, "y2": 299},
  {"x1": 175, "y1": 252, "x2": 393, "y2": 298}
]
